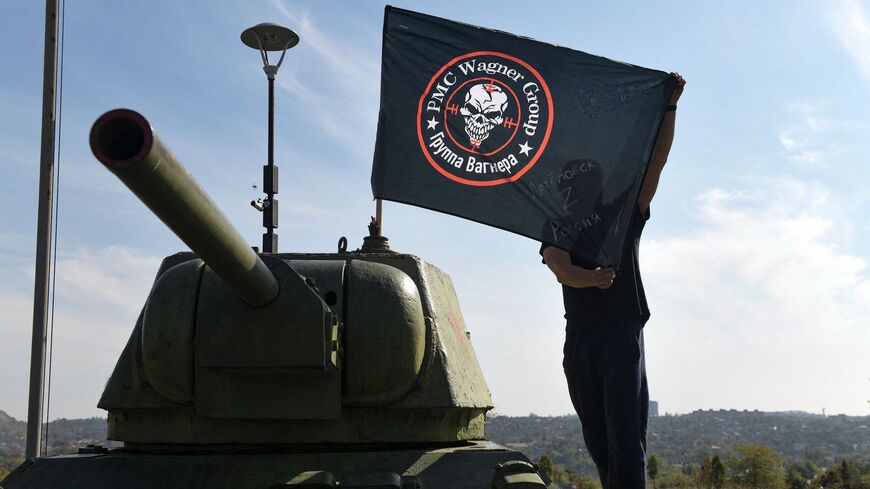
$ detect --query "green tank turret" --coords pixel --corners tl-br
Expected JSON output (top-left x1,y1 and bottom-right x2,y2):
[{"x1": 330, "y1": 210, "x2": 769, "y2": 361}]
[{"x1": 2, "y1": 110, "x2": 547, "y2": 488}]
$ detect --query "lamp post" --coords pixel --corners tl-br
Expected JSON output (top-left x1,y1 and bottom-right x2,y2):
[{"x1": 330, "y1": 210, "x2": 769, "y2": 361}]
[{"x1": 241, "y1": 23, "x2": 299, "y2": 253}]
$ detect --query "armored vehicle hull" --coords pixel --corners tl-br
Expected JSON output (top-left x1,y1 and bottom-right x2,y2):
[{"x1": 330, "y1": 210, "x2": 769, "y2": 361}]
[{"x1": 2, "y1": 441, "x2": 545, "y2": 489}]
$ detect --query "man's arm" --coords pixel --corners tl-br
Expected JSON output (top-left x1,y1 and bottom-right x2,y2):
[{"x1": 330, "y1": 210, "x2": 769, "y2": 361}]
[
  {"x1": 638, "y1": 73, "x2": 686, "y2": 213},
  {"x1": 542, "y1": 246, "x2": 615, "y2": 289}
]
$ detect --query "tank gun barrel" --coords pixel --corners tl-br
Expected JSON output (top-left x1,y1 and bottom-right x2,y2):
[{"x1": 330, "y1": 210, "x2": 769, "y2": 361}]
[{"x1": 89, "y1": 109, "x2": 279, "y2": 307}]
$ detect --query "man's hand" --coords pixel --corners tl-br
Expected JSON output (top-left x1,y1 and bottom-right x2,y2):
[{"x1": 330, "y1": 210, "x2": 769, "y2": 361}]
[
  {"x1": 670, "y1": 72, "x2": 686, "y2": 105},
  {"x1": 543, "y1": 247, "x2": 615, "y2": 289},
  {"x1": 590, "y1": 266, "x2": 615, "y2": 289}
]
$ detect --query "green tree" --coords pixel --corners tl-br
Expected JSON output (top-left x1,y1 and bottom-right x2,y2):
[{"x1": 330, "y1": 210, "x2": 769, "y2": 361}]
[
  {"x1": 785, "y1": 460, "x2": 817, "y2": 489},
  {"x1": 698, "y1": 455, "x2": 730, "y2": 489},
  {"x1": 814, "y1": 462, "x2": 844, "y2": 489},
  {"x1": 786, "y1": 470, "x2": 806, "y2": 489},
  {"x1": 648, "y1": 454, "x2": 660, "y2": 489},
  {"x1": 729, "y1": 444, "x2": 786, "y2": 489},
  {"x1": 537, "y1": 453, "x2": 570, "y2": 484},
  {"x1": 811, "y1": 459, "x2": 870, "y2": 489},
  {"x1": 658, "y1": 467, "x2": 693, "y2": 489},
  {"x1": 835, "y1": 459, "x2": 864, "y2": 488},
  {"x1": 568, "y1": 471, "x2": 602, "y2": 489},
  {"x1": 538, "y1": 454, "x2": 556, "y2": 480},
  {"x1": 788, "y1": 461, "x2": 818, "y2": 481},
  {"x1": 698, "y1": 456, "x2": 726, "y2": 489},
  {"x1": 682, "y1": 462, "x2": 700, "y2": 477},
  {"x1": 698, "y1": 456, "x2": 714, "y2": 489},
  {"x1": 0, "y1": 468, "x2": 9, "y2": 481},
  {"x1": 803, "y1": 448, "x2": 832, "y2": 468},
  {"x1": 710, "y1": 455, "x2": 726, "y2": 489}
]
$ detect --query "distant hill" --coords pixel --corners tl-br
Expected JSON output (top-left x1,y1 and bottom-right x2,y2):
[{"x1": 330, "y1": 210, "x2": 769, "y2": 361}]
[
  {"x1": 0, "y1": 410, "x2": 112, "y2": 473},
  {"x1": 0, "y1": 410, "x2": 14, "y2": 424},
  {"x1": 0, "y1": 410, "x2": 26, "y2": 473},
  {"x1": 2, "y1": 408, "x2": 869, "y2": 476},
  {"x1": 487, "y1": 410, "x2": 870, "y2": 476}
]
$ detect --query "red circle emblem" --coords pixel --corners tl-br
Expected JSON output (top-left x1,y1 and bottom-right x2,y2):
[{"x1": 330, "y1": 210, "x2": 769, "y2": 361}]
[{"x1": 416, "y1": 51, "x2": 554, "y2": 187}]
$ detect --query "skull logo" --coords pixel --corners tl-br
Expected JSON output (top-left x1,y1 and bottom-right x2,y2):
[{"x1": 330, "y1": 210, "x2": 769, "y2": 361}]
[{"x1": 460, "y1": 82, "x2": 509, "y2": 148}]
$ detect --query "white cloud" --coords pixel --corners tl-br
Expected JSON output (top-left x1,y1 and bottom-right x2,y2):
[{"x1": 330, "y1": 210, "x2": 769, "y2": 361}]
[
  {"x1": 0, "y1": 246, "x2": 160, "y2": 420},
  {"x1": 270, "y1": 1, "x2": 380, "y2": 157},
  {"x1": 0, "y1": 233, "x2": 34, "y2": 269},
  {"x1": 453, "y1": 255, "x2": 573, "y2": 416},
  {"x1": 54, "y1": 246, "x2": 160, "y2": 314},
  {"x1": 643, "y1": 177, "x2": 870, "y2": 415},
  {"x1": 777, "y1": 101, "x2": 865, "y2": 166},
  {"x1": 0, "y1": 294, "x2": 35, "y2": 420},
  {"x1": 830, "y1": 0, "x2": 870, "y2": 82}
]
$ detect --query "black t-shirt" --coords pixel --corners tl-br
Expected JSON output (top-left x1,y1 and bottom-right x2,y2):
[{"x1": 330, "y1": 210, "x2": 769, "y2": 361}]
[{"x1": 540, "y1": 205, "x2": 650, "y2": 328}]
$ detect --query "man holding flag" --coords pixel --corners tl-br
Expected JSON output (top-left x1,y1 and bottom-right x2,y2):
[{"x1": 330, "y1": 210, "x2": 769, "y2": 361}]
[
  {"x1": 372, "y1": 7, "x2": 686, "y2": 486},
  {"x1": 541, "y1": 74, "x2": 685, "y2": 489}
]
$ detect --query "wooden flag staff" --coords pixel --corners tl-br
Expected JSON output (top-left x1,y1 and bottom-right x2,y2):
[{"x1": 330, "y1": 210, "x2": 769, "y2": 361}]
[
  {"x1": 363, "y1": 198, "x2": 389, "y2": 252},
  {"x1": 375, "y1": 199, "x2": 383, "y2": 237}
]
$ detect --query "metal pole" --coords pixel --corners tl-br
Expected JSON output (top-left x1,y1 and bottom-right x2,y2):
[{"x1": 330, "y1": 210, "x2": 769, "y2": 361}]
[
  {"x1": 263, "y1": 75, "x2": 278, "y2": 253},
  {"x1": 268, "y1": 77, "x2": 274, "y2": 170},
  {"x1": 26, "y1": 0, "x2": 59, "y2": 460}
]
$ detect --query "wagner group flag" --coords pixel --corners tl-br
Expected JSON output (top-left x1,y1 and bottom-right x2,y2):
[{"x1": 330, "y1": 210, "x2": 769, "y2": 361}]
[{"x1": 371, "y1": 6, "x2": 676, "y2": 270}]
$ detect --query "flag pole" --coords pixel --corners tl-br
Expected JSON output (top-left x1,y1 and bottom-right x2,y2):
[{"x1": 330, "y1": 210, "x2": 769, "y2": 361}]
[
  {"x1": 375, "y1": 199, "x2": 383, "y2": 237},
  {"x1": 361, "y1": 199, "x2": 389, "y2": 252}
]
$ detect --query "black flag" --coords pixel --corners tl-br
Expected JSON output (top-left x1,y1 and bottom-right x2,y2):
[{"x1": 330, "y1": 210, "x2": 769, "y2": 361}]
[{"x1": 371, "y1": 6, "x2": 675, "y2": 270}]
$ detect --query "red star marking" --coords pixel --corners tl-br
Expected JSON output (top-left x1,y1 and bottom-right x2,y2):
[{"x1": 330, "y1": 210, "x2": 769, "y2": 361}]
[
  {"x1": 448, "y1": 313, "x2": 466, "y2": 344},
  {"x1": 484, "y1": 79, "x2": 498, "y2": 93}
]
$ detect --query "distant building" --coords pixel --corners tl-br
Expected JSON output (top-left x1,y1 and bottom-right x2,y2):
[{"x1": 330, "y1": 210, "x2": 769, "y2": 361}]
[
  {"x1": 506, "y1": 442, "x2": 529, "y2": 449},
  {"x1": 649, "y1": 400, "x2": 659, "y2": 417}
]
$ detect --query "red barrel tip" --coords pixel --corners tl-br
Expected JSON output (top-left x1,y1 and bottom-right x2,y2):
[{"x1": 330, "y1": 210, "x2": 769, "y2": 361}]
[{"x1": 89, "y1": 109, "x2": 154, "y2": 168}]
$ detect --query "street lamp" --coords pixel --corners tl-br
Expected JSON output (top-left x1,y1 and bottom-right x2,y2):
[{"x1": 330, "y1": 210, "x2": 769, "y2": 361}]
[{"x1": 241, "y1": 23, "x2": 299, "y2": 253}]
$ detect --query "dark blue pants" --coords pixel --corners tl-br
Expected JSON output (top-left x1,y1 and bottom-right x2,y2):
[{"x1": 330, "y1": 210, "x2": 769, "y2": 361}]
[{"x1": 563, "y1": 319, "x2": 648, "y2": 489}]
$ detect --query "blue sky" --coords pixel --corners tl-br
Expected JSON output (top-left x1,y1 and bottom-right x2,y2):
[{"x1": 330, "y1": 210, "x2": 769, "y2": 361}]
[{"x1": 1, "y1": 0, "x2": 869, "y2": 421}]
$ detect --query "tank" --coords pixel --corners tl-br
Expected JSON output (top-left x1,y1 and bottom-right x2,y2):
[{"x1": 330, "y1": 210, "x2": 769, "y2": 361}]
[{"x1": 1, "y1": 109, "x2": 548, "y2": 489}]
